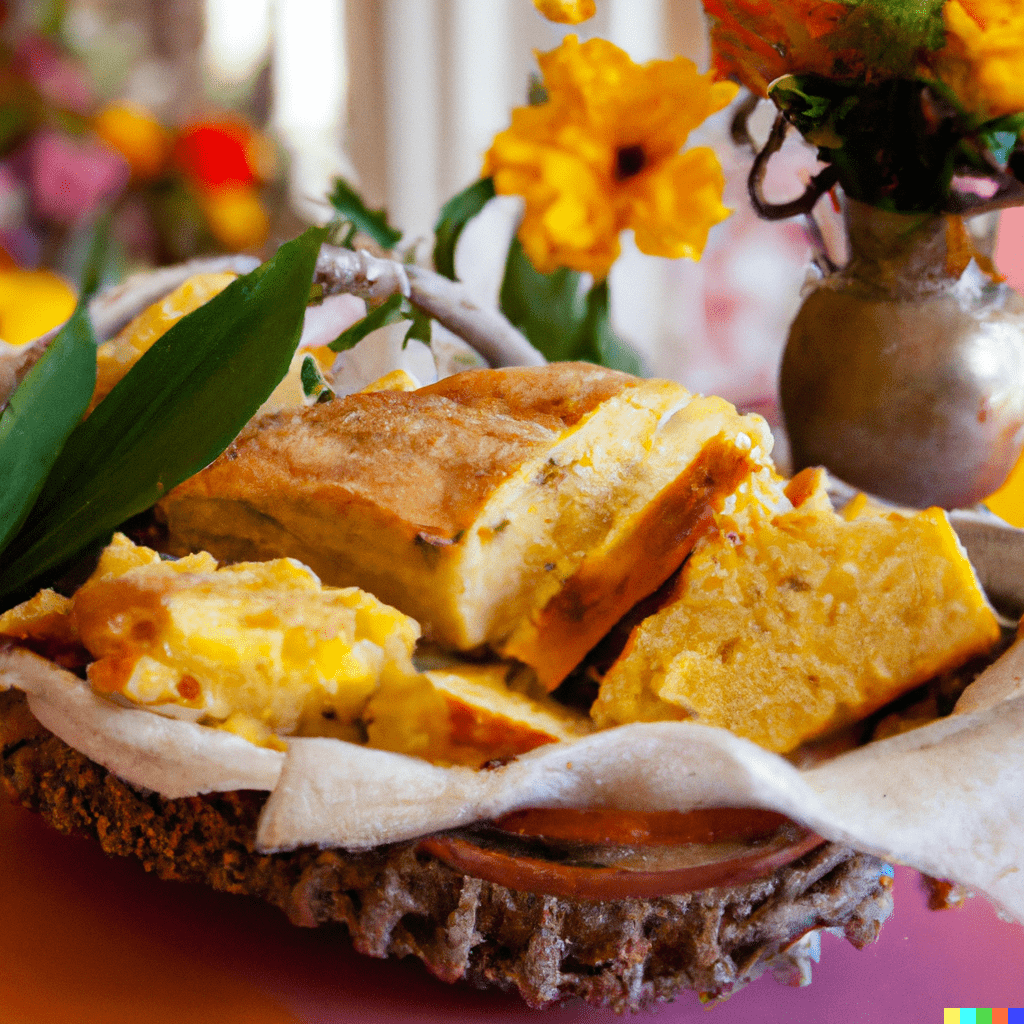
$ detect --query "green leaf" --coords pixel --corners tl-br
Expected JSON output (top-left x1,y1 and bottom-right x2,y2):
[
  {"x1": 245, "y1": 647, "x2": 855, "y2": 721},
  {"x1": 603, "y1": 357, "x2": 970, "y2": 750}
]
[
  {"x1": 403, "y1": 308, "x2": 432, "y2": 347},
  {"x1": 584, "y1": 281, "x2": 644, "y2": 376},
  {"x1": 329, "y1": 293, "x2": 406, "y2": 352},
  {"x1": 977, "y1": 115, "x2": 1024, "y2": 166},
  {"x1": 0, "y1": 226, "x2": 327, "y2": 603},
  {"x1": 0, "y1": 105, "x2": 30, "y2": 154},
  {"x1": 499, "y1": 238, "x2": 590, "y2": 362},
  {"x1": 300, "y1": 353, "x2": 334, "y2": 403},
  {"x1": 433, "y1": 177, "x2": 496, "y2": 280},
  {"x1": 0, "y1": 307, "x2": 96, "y2": 556},
  {"x1": 327, "y1": 179, "x2": 403, "y2": 251},
  {"x1": 498, "y1": 238, "x2": 643, "y2": 372}
]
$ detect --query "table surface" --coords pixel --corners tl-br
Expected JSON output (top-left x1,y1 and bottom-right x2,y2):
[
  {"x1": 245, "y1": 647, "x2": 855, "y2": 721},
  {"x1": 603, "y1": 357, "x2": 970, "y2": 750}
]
[
  {"x1": 2, "y1": 792, "x2": 1023, "y2": 1024},
  {"x1": 3, "y1": 212, "x2": 1024, "y2": 1024}
]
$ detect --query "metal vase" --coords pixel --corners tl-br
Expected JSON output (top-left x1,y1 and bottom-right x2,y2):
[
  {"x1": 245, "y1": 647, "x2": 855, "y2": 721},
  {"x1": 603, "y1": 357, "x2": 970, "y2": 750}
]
[{"x1": 780, "y1": 200, "x2": 1024, "y2": 508}]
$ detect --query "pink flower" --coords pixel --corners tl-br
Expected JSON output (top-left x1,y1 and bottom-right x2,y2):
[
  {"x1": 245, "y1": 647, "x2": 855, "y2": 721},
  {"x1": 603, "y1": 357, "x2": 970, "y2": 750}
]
[
  {"x1": 15, "y1": 35, "x2": 93, "y2": 115},
  {"x1": 30, "y1": 130, "x2": 130, "y2": 225}
]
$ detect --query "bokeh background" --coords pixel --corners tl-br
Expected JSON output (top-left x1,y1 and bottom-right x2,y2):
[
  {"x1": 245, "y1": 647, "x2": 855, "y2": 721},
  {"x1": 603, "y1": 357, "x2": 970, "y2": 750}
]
[{"x1": 1, "y1": 0, "x2": 829, "y2": 421}]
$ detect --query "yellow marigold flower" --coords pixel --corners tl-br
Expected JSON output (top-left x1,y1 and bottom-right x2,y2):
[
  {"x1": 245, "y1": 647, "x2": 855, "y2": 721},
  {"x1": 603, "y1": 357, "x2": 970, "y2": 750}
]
[
  {"x1": 483, "y1": 36, "x2": 738, "y2": 278},
  {"x1": 934, "y1": 0, "x2": 1024, "y2": 120},
  {"x1": 93, "y1": 102, "x2": 171, "y2": 182},
  {"x1": 533, "y1": 0, "x2": 595, "y2": 24}
]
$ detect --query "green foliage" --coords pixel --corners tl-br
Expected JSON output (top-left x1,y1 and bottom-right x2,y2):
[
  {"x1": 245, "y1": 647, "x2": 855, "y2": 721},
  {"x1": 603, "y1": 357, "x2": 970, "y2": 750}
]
[
  {"x1": 433, "y1": 177, "x2": 496, "y2": 281},
  {"x1": 769, "y1": 73, "x2": 1024, "y2": 213},
  {"x1": 499, "y1": 239, "x2": 643, "y2": 373},
  {"x1": 0, "y1": 226, "x2": 327, "y2": 604},
  {"x1": 329, "y1": 293, "x2": 406, "y2": 351},
  {"x1": 328, "y1": 179, "x2": 403, "y2": 251},
  {"x1": 329, "y1": 291, "x2": 433, "y2": 353},
  {"x1": 0, "y1": 307, "x2": 96, "y2": 555},
  {"x1": 300, "y1": 353, "x2": 334, "y2": 403}
]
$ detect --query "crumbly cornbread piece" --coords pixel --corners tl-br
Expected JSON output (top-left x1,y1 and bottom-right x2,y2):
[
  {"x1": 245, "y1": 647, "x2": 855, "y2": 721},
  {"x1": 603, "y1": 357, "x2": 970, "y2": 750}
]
[
  {"x1": 364, "y1": 662, "x2": 592, "y2": 767},
  {"x1": 7, "y1": 533, "x2": 421, "y2": 750},
  {"x1": 158, "y1": 364, "x2": 770, "y2": 688},
  {"x1": 0, "y1": 689, "x2": 893, "y2": 1012},
  {"x1": 593, "y1": 475, "x2": 1000, "y2": 752},
  {"x1": 1, "y1": 534, "x2": 589, "y2": 766}
]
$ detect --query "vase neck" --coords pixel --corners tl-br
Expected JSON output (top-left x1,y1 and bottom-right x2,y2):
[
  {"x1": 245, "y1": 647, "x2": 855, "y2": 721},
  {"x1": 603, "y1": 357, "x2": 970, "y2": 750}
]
[{"x1": 840, "y1": 200, "x2": 995, "y2": 298}]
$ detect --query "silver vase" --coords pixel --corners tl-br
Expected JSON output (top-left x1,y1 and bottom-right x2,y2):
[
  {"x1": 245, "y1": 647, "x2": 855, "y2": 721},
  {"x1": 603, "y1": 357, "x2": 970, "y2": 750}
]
[{"x1": 780, "y1": 200, "x2": 1024, "y2": 508}]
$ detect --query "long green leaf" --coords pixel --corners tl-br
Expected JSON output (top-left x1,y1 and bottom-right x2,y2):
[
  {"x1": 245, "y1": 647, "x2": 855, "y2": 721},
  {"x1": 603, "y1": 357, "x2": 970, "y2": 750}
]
[
  {"x1": 328, "y1": 179, "x2": 403, "y2": 251},
  {"x1": 0, "y1": 226, "x2": 327, "y2": 602},
  {"x1": 0, "y1": 307, "x2": 96, "y2": 555},
  {"x1": 433, "y1": 177, "x2": 496, "y2": 281}
]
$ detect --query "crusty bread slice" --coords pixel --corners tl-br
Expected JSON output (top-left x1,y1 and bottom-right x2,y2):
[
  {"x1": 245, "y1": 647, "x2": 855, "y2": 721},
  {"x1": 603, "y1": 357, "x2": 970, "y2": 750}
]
[{"x1": 159, "y1": 364, "x2": 771, "y2": 687}]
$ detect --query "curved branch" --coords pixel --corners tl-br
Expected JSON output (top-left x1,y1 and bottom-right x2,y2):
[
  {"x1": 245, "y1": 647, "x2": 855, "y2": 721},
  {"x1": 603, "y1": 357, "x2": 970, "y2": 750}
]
[
  {"x1": 729, "y1": 91, "x2": 761, "y2": 154},
  {"x1": 314, "y1": 245, "x2": 546, "y2": 368},
  {"x1": 748, "y1": 113, "x2": 841, "y2": 221}
]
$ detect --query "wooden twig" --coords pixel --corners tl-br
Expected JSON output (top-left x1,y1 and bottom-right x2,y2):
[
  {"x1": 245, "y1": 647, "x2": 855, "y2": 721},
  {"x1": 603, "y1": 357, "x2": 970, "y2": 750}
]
[{"x1": 314, "y1": 244, "x2": 546, "y2": 367}]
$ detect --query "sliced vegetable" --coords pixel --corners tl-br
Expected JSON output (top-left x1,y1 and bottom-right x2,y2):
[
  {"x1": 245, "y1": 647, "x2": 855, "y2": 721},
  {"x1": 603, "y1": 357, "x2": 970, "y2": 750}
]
[
  {"x1": 493, "y1": 806, "x2": 792, "y2": 847},
  {"x1": 419, "y1": 817, "x2": 824, "y2": 900}
]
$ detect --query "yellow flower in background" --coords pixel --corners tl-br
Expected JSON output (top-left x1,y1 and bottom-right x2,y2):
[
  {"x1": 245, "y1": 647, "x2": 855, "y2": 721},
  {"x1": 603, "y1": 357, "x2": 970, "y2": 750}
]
[
  {"x1": 93, "y1": 102, "x2": 171, "y2": 182},
  {"x1": 198, "y1": 184, "x2": 270, "y2": 253},
  {"x1": 933, "y1": 0, "x2": 1024, "y2": 120},
  {"x1": 483, "y1": 36, "x2": 738, "y2": 279},
  {"x1": 533, "y1": 0, "x2": 595, "y2": 24},
  {"x1": 0, "y1": 269, "x2": 76, "y2": 346}
]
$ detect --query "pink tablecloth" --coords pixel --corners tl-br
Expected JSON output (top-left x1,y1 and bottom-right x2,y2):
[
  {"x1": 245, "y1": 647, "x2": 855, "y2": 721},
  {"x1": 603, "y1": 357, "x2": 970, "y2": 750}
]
[{"x1": 2, "y1": 791, "x2": 1022, "y2": 1024}]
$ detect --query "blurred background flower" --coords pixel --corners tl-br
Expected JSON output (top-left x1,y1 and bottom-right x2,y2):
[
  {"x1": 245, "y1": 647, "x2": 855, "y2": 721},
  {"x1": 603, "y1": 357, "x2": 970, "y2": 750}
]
[{"x1": 0, "y1": 3, "x2": 282, "y2": 296}]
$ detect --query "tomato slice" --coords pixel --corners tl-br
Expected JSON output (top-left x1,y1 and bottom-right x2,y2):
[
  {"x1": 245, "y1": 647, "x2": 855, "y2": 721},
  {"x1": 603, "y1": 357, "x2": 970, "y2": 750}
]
[
  {"x1": 419, "y1": 809, "x2": 825, "y2": 901},
  {"x1": 492, "y1": 806, "x2": 791, "y2": 846}
]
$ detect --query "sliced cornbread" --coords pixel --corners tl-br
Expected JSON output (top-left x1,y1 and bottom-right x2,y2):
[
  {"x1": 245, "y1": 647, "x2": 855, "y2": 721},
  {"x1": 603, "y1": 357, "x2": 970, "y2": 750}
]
[
  {"x1": 158, "y1": 363, "x2": 770, "y2": 687},
  {"x1": 592, "y1": 470, "x2": 1001, "y2": 752}
]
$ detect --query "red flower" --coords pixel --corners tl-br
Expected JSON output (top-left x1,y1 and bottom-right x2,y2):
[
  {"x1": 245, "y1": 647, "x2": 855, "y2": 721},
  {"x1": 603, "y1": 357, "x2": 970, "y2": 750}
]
[{"x1": 173, "y1": 122, "x2": 257, "y2": 188}]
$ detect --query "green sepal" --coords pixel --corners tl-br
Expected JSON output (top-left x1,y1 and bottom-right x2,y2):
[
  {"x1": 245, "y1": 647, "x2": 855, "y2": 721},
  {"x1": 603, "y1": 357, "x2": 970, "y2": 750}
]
[
  {"x1": 433, "y1": 177, "x2": 496, "y2": 281},
  {"x1": 0, "y1": 306, "x2": 96, "y2": 556},
  {"x1": 499, "y1": 238, "x2": 643, "y2": 372},
  {"x1": 976, "y1": 114, "x2": 1024, "y2": 168},
  {"x1": 0, "y1": 225, "x2": 327, "y2": 604},
  {"x1": 328, "y1": 179, "x2": 403, "y2": 251}
]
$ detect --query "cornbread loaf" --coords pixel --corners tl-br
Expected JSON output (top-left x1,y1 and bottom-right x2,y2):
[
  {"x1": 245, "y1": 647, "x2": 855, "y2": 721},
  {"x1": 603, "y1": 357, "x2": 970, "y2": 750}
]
[
  {"x1": 0, "y1": 689, "x2": 894, "y2": 1012},
  {"x1": 158, "y1": 363, "x2": 772, "y2": 688},
  {"x1": 592, "y1": 469, "x2": 1001, "y2": 751}
]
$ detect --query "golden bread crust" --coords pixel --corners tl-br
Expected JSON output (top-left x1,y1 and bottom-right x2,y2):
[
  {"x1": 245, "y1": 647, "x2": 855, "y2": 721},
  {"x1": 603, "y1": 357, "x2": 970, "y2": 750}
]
[
  {"x1": 418, "y1": 362, "x2": 638, "y2": 429},
  {"x1": 159, "y1": 365, "x2": 768, "y2": 668},
  {"x1": 167, "y1": 390, "x2": 558, "y2": 542}
]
